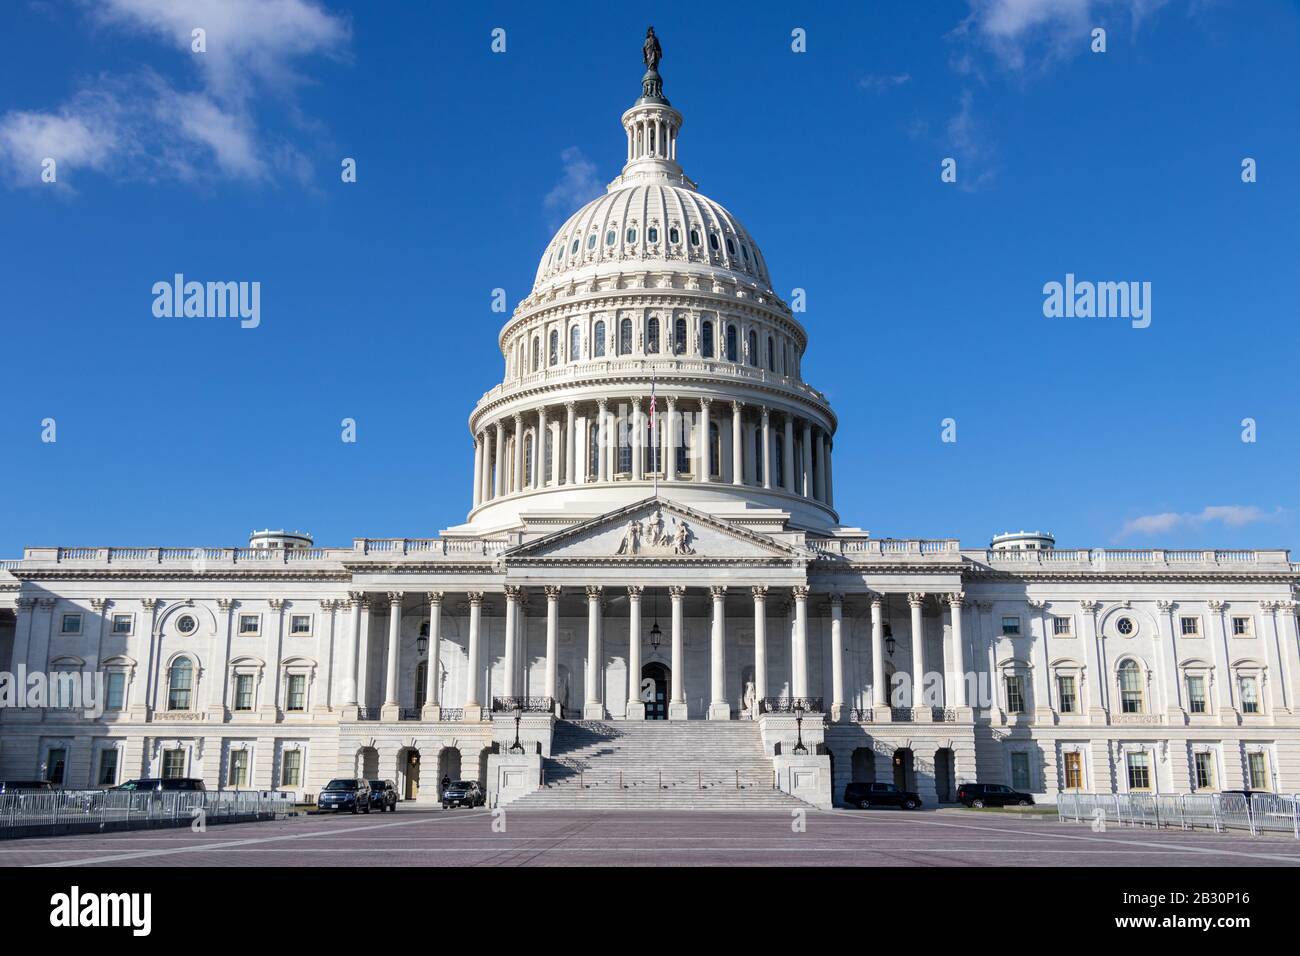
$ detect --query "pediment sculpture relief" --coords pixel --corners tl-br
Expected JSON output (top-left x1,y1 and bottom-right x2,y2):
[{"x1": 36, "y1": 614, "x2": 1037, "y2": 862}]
[{"x1": 615, "y1": 507, "x2": 694, "y2": 555}]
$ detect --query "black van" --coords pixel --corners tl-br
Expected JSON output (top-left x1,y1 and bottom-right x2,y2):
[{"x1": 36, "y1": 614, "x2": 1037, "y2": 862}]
[{"x1": 110, "y1": 778, "x2": 207, "y2": 792}]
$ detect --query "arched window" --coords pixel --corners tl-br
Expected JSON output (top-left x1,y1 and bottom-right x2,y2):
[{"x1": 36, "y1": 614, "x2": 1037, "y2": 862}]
[
  {"x1": 619, "y1": 317, "x2": 633, "y2": 355},
  {"x1": 646, "y1": 316, "x2": 660, "y2": 353},
  {"x1": 569, "y1": 325, "x2": 580, "y2": 361},
  {"x1": 531, "y1": 337, "x2": 540, "y2": 372},
  {"x1": 524, "y1": 433, "x2": 534, "y2": 486},
  {"x1": 709, "y1": 423, "x2": 721, "y2": 478},
  {"x1": 618, "y1": 418, "x2": 632, "y2": 474},
  {"x1": 702, "y1": 321, "x2": 715, "y2": 358},
  {"x1": 167, "y1": 657, "x2": 193, "y2": 711},
  {"x1": 588, "y1": 423, "x2": 600, "y2": 478},
  {"x1": 548, "y1": 329, "x2": 559, "y2": 366},
  {"x1": 747, "y1": 329, "x2": 758, "y2": 366},
  {"x1": 1119, "y1": 660, "x2": 1144, "y2": 713},
  {"x1": 414, "y1": 660, "x2": 427, "y2": 710},
  {"x1": 767, "y1": 335, "x2": 775, "y2": 371},
  {"x1": 593, "y1": 320, "x2": 606, "y2": 357},
  {"x1": 673, "y1": 317, "x2": 687, "y2": 355},
  {"x1": 725, "y1": 324, "x2": 738, "y2": 362}
]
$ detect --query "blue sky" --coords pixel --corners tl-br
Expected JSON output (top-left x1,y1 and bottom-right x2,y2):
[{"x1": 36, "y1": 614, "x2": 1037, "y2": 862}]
[{"x1": 1, "y1": 0, "x2": 1297, "y2": 555}]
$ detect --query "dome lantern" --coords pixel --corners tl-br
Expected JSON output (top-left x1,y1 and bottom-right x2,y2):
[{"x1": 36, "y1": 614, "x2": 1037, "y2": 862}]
[{"x1": 611, "y1": 26, "x2": 696, "y2": 192}]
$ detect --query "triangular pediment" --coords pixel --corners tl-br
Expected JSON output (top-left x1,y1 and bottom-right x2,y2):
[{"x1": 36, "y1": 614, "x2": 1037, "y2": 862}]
[{"x1": 503, "y1": 497, "x2": 806, "y2": 564}]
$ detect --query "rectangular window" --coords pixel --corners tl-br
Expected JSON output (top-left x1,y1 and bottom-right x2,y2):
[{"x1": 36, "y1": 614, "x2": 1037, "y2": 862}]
[
  {"x1": 1247, "y1": 752, "x2": 1269, "y2": 791},
  {"x1": 238, "y1": 614, "x2": 260, "y2": 635},
  {"x1": 1239, "y1": 676, "x2": 1260, "y2": 714},
  {"x1": 1005, "y1": 675, "x2": 1025, "y2": 714},
  {"x1": 47, "y1": 748, "x2": 67, "y2": 786},
  {"x1": 1052, "y1": 616, "x2": 1073, "y2": 637},
  {"x1": 234, "y1": 674, "x2": 254, "y2": 711},
  {"x1": 282, "y1": 750, "x2": 302, "y2": 788},
  {"x1": 1057, "y1": 675, "x2": 1078, "y2": 714},
  {"x1": 1231, "y1": 616, "x2": 1253, "y2": 638},
  {"x1": 1194, "y1": 752, "x2": 1216, "y2": 790},
  {"x1": 286, "y1": 674, "x2": 307, "y2": 712},
  {"x1": 97, "y1": 749, "x2": 119, "y2": 787},
  {"x1": 1180, "y1": 616, "x2": 1200, "y2": 637},
  {"x1": 1125, "y1": 751, "x2": 1151, "y2": 791},
  {"x1": 1186, "y1": 675, "x2": 1207, "y2": 714},
  {"x1": 61, "y1": 613, "x2": 82, "y2": 634},
  {"x1": 1063, "y1": 752, "x2": 1083, "y2": 790},
  {"x1": 162, "y1": 749, "x2": 186, "y2": 779},
  {"x1": 290, "y1": 614, "x2": 312, "y2": 636},
  {"x1": 111, "y1": 613, "x2": 133, "y2": 634},
  {"x1": 1010, "y1": 752, "x2": 1031, "y2": 791},
  {"x1": 228, "y1": 750, "x2": 248, "y2": 788},
  {"x1": 1001, "y1": 616, "x2": 1021, "y2": 636},
  {"x1": 105, "y1": 671, "x2": 126, "y2": 710}
]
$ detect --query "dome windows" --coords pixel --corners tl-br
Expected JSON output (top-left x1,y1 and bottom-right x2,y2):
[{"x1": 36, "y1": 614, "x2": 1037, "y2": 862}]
[
  {"x1": 690, "y1": 228, "x2": 700, "y2": 246},
  {"x1": 569, "y1": 325, "x2": 581, "y2": 361},
  {"x1": 548, "y1": 329, "x2": 559, "y2": 366},
  {"x1": 647, "y1": 226, "x2": 659, "y2": 244},
  {"x1": 646, "y1": 316, "x2": 660, "y2": 353},
  {"x1": 605, "y1": 229, "x2": 616, "y2": 246},
  {"x1": 708, "y1": 232, "x2": 719, "y2": 251},
  {"x1": 593, "y1": 320, "x2": 607, "y2": 357},
  {"x1": 726, "y1": 237, "x2": 736, "y2": 256},
  {"x1": 673, "y1": 317, "x2": 687, "y2": 355},
  {"x1": 741, "y1": 244, "x2": 749, "y2": 262},
  {"x1": 618, "y1": 317, "x2": 633, "y2": 355},
  {"x1": 570, "y1": 239, "x2": 579, "y2": 255},
  {"x1": 725, "y1": 323, "x2": 738, "y2": 362},
  {"x1": 626, "y1": 227, "x2": 638, "y2": 244},
  {"x1": 669, "y1": 226, "x2": 680, "y2": 245},
  {"x1": 747, "y1": 329, "x2": 758, "y2": 367},
  {"x1": 586, "y1": 233, "x2": 597, "y2": 251},
  {"x1": 701, "y1": 320, "x2": 715, "y2": 358}
]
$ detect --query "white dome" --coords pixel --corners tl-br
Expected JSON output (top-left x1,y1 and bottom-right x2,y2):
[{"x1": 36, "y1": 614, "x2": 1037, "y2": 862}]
[{"x1": 533, "y1": 183, "x2": 774, "y2": 295}]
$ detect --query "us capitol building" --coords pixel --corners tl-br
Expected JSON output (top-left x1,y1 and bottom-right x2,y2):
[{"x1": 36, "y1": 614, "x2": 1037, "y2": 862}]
[{"x1": 2, "y1": 34, "x2": 1297, "y2": 809}]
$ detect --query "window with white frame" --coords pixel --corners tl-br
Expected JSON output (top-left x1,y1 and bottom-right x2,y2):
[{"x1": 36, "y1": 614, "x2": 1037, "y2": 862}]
[
  {"x1": 1010, "y1": 751, "x2": 1032, "y2": 791},
  {"x1": 286, "y1": 674, "x2": 307, "y2": 712},
  {"x1": 1247, "y1": 751, "x2": 1270, "y2": 790},
  {"x1": 1063, "y1": 751, "x2": 1084, "y2": 790},
  {"x1": 281, "y1": 749, "x2": 303, "y2": 788},
  {"x1": 1231, "y1": 616, "x2": 1254, "y2": 638},
  {"x1": 1238, "y1": 675, "x2": 1261, "y2": 714},
  {"x1": 111, "y1": 613, "x2": 133, "y2": 635},
  {"x1": 1005, "y1": 675, "x2": 1026, "y2": 714},
  {"x1": 1057, "y1": 675, "x2": 1078, "y2": 714},
  {"x1": 290, "y1": 614, "x2": 312, "y2": 636},
  {"x1": 228, "y1": 749, "x2": 249, "y2": 787},
  {"x1": 97, "y1": 748, "x2": 119, "y2": 787},
  {"x1": 1193, "y1": 751, "x2": 1217, "y2": 790},
  {"x1": 61, "y1": 612, "x2": 82, "y2": 635},
  {"x1": 167, "y1": 658, "x2": 193, "y2": 710},
  {"x1": 233, "y1": 674, "x2": 255, "y2": 711},
  {"x1": 1125, "y1": 751, "x2": 1151, "y2": 791},
  {"x1": 1052, "y1": 616, "x2": 1073, "y2": 637},
  {"x1": 238, "y1": 614, "x2": 260, "y2": 636},
  {"x1": 105, "y1": 671, "x2": 126, "y2": 711},
  {"x1": 1180, "y1": 616, "x2": 1200, "y2": 637},
  {"x1": 1001, "y1": 616, "x2": 1021, "y2": 636},
  {"x1": 1118, "y1": 660, "x2": 1144, "y2": 713},
  {"x1": 161, "y1": 749, "x2": 186, "y2": 779},
  {"x1": 1186, "y1": 674, "x2": 1208, "y2": 714}
]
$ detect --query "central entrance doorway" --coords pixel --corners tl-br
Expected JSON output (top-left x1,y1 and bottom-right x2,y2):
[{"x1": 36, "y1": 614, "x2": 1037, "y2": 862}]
[{"x1": 642, "y1": 662, "x2": 669, "y2": 720}]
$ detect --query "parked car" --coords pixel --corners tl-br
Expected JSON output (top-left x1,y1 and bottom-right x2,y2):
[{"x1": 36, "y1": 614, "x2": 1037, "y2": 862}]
[
  {"x1": 110, "y1": 778, "x2": 206, "y2": 792},
  {"x1": 441, "y1": 780, "x2": 484, "y2": 809},
  {"x1": 843, "y1": 781, "x2": 922, "y2": 810},
  {"x1": 318, "y1": 778, "x2": 372, "y2": 814},
  {"x1": 957, "y1": 783, "x2": 1034, "y2": 808},
  {"x1": 0, "y1": 780, "x2": 53, "y2": 793},
  {"x1": 368, "y1": 779, "x2": 398, "y2": 812}
]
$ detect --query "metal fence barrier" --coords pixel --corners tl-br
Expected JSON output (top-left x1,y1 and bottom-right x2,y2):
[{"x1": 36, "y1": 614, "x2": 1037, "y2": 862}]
[
  {"x1": 1058, "y1": 791, "x2": 1300, "y2": 838},
  {"x1": 539, "y1": 769, "x2": 777, "y2": 792},
  {"x1": 0, "y1": 789, "x2": 294, "y2": 838}
]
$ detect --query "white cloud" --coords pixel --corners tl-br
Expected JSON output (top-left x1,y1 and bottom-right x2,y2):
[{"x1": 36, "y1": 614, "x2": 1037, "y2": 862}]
[
  {"x1": 1115, "y1": 505, "x2": 1284, "y2": 541},
  {"x1": 0, "y1": 0, "x2": 348, "y2": 187},
  {"x1": 859, "y1": 73, "x2": 912, "y2": 93},
  {"x1": 544, "y1": 146, "x2": 604, "y2": 219},
  {"x1": 956, "y1": 0, "x2": 1171, "y2": 71}
]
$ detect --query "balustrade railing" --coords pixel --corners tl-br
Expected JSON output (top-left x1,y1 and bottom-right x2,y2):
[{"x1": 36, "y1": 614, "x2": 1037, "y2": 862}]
[
  {"x1": 540, "y1": 768, "x2": 777, "y2": 792},
  {"x1": 758, "y1": 697, "x2": 824, "y2": 714},
  {"x1": 491, "y1": 696, "x2": 556, "y2": 713}
]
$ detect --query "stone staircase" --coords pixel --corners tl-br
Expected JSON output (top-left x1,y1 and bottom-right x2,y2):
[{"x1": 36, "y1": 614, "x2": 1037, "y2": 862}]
[{"x1": 507, "y1": 719, "x2": 807, "y2": 810}]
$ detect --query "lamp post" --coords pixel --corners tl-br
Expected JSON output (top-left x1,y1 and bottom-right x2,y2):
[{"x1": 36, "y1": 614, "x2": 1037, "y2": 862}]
[
  {"x1": 792, "y1": 699, "x2": 808, "y2": 755},
  {"x1": 509, "y1": 704, "x2": 525, "y2": 754}
]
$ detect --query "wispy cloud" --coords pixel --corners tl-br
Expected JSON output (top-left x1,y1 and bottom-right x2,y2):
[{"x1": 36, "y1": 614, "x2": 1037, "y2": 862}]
[
  {"x1": 0, "y1": 0, "x2": 349, "y2": 187},
  {"x1": 544, "y1": 146, "x2": 604, "y2": 223},
  {"x1": 1115, "y1": 505, "x2": 1285, "y2": 541},
  {"x1": 859, "y1": 73, "x2": 912, "y2": 94}
]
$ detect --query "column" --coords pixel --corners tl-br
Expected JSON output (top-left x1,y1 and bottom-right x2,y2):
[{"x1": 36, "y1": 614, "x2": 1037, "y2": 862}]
[
  {"x1": 665, "y1": 398, "x2": 677, "y2": 481},
  {"x1": 708, "y1": 586, "x2": 729, "y2": 719},
  {"x1": 493, "y1": 423, "x2": 505, "y2": 498},
  {"x1": 503, "y1": 586, "x2": 520, "y2": 698},
  {"x1": 782, "y1": 416, "x2": 795, "y2": 493},
  {"x1": 760, "y1": 407, "x2": 772, "y2": 490},
  {"x1": 512, "y1": 413, "x2": 524, "y2": 493},
  {"x1": 731, "y1": 401, "x2": 744, "y2": 485},
  {"x1": 870, "y1": 594, "x2": 888, "y2": 712},
  {"x1": 1208, "y1": 600, "x2": 1232, "y2": 720},
  {"x1": 908, "y1": 592, "x2": 929, "y2": 716},
  {"x1": 825, "y1": 440, "x2": 834, "y2": 508},
  {"x1": 698, "y1": 398, "x2": 712, "y2": 482},
  {"x1": 480, "y1": 433, "x2": 492, "y2": 502},
  {"x1": 752, "y1": 586, "x2": 768, "y2": 716},
  {"x1": 948, "y1": 592, "x2": 968, "y2": 709},
  {"x1": 626, "y1": 586, "x2": 645, "y2": 719},
  {"x1": 792, "y1": 586, "x2": 809, "y2": 700},
  {"x1": 544, "y1": 586, "x2": 561, "y2": 714},
  {"x1": 422, "y1": 592, "x2": 442, "y2": 719},
  {"x1": 829, "y1": 594, "x2": 845, "y2": 720},
  {"x1": 631, "y1": 398, "x2": 644, "y2": 481},
  {"x1": 565, "y1": 402, "x2": 577, "y2": 485},
  {"x1": 584, "y1": 586, "x2": 604, "y2": 719},
  {"x1": 536, "y1": 407, "x2": 548, "y2": 488},
  {"x1": 472, "y1": 436, "x2": 483, "y2": 508},
  {"x1": 344, "y1": 592, "x2": 365, "y2": 710},
  {"x1": 596, "y1": 400, "x2": 609, "y2": 482},
  {"x1": 1078, "y1": 600, "x2": 1105, "y2": 719},
  {"x1": 815, "y1": 429, "x2": 827, "y2": 502},
  {"x1": 801, "y1": 420, "x2": 813, "y2": 497},
  {"x1": 669, "y1": 585, "x2": 687, "y2": 719},
  {"x1": 464, "y1": 592, "x2": 484, "y2": 717},
  {"x1": 380, "y1": 592, "x2": 402, "y2": 720}
]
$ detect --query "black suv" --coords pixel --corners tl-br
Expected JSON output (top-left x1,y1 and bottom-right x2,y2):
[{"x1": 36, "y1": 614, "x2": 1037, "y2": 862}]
[
  {"x1": 957, "y1": 783, "x2": 1035, "y2": 808},
  {"x1": 441, "y1": 780, "x2": 484, "y2": 809},
  {"x1": 318, "y1": 778, "x2": 373, "y2": 814},
  {"x1": 110, "y1": 778, "x2": 206, "y2": 792},
  {"x1": 368, "y1": 779, "x2": 398, "y2": 812},
  {"x1": 843, "y1": 781, "x2": 922, "y2": 810},
  {"x1": 0, "y1": 780, "x2": 53, "y2": 793}
]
